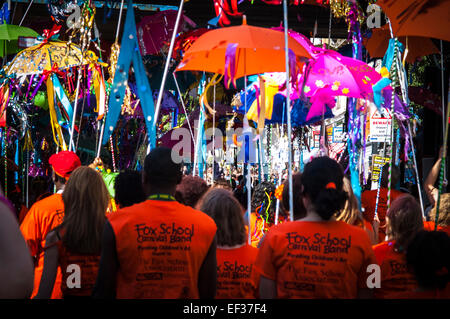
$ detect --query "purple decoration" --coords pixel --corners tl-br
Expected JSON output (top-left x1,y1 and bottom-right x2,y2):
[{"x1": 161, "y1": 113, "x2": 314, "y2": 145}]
[{"x1": 224, "y1": 43, "x2": 238, "y2": 89}]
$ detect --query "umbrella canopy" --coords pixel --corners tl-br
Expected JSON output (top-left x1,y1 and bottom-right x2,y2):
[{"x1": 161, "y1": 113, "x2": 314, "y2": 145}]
[
  {"x1": 0, "y1": 24, "x2": 38, "y2": 57},
  {"x1": 137, "y1": 10, "x2": 196, "y2": 56},
  {"x1": 6, "y1": 41, "x2": 85, "y2": 75},
  {"x1": 363, "y1": 24, "x2": 439, "y2": 63},
  {"x1": 300, "y1": 50, "x2": 381, "y2": 101},
  {"x1": 377, "y1": 0, "x2": 450, "y2": 42},
  {"x1": 176, "y1": 18, "x2": 312, "y2": 81}
]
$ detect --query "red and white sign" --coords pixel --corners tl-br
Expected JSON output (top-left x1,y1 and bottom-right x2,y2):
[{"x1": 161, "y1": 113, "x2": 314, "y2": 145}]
[{"x1": 370, "y1": 107, "x2": 392, "y2": 142}]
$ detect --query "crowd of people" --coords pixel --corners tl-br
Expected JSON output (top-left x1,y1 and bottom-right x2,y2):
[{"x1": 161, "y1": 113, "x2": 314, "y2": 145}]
[{"x1": 0, "y1": 146, "x2": 449, "y2": 299}]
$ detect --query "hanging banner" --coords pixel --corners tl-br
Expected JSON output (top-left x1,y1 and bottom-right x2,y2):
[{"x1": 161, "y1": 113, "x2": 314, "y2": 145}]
[
  {"x1": 369, "y1": 107, "x2": 392, "y2": 142},
  {"x1": 326, "y1": 125, "x2": 333, "y2": 144},
  {"x1": 371, "y1": 155, "x2": 390, "y2": 183}
]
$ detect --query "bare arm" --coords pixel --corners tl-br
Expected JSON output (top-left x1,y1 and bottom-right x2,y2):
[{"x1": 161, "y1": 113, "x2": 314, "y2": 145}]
[
  {"x1": 35, "y1": 231, "x2": 59, "y2": 299},
  {"x1": 424, "y1": 147, "x2": 444, "y2": 207},
  {"x1": 259, "y1": 275, "x2": 277, "y2": 299},
  {"x1": 0, "y1": 201, "x2": 34, "y2": 299},
  {"x1": 198, "y1": 235, "x2": 217, "y2": 299}
]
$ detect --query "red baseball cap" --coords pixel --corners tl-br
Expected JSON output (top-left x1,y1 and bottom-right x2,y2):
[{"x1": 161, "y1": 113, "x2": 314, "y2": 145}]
[{"x1": 49, "y1": 151, "x2": 81, "y2": 179}]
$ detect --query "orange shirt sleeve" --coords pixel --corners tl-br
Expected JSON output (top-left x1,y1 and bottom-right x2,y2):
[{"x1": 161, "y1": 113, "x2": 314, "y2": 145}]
[{"x1": 254, "y1": 230, "x2": 277, "y2": 281}]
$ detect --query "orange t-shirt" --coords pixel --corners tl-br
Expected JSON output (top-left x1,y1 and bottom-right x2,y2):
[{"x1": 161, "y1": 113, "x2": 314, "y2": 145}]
[
  {"x1": 108, "y1": 199, "x2": 217, "y2": 299},
  {"x1": 53, "y1": 230, "x2": 101, "y2": 298},
  {"x1": 361, "y1": 188, "x2": 403, "y2": 242},
  {"x1": 373, "y1": 240, "x2": 418, "y2": 299},
  {"x1": 216, "y1": 244, "x2": 259, "y2": 299},
  {"x1": 255, "y1": 220, "x2": 376, "y2": 299},
  {"x1": 20, "y1": 193, "x2": 64, "y2": 299},
  {"x1": 423, "y1": 221, "x2": 450, "y2": 236}
]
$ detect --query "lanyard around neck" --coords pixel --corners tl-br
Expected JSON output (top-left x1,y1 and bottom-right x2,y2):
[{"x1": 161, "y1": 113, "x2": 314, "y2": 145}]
[{"x1": 148, "y1": 194, "x2": 175, "y2": 201}]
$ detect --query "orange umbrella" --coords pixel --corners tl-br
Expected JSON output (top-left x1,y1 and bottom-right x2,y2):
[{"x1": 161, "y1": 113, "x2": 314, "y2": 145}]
[
  {"x1": 176, "y1": 18, "x2": 311, "y2": 85},
  {"x1": 377, "y1": 0, "x2": 450, "y2": 42},
  {"x1": 363, "y1": 24, "x2": 440, "y2": 63}
]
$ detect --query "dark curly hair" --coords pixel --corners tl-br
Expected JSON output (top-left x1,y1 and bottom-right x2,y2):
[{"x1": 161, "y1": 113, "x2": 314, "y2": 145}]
[
  {"x1": 301, "y1": 157, "x2": 347, "y2": 220},
  {"x1": 175, "y1": 175, "x2": 209, "y2": 208},
  {"x1": 251, "y1": 181, "x2": 280, "y2": 224}
]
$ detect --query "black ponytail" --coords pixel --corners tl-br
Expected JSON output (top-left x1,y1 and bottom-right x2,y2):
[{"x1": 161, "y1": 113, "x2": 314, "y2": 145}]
[{"x1": 301, "y1": 157, "x2": 347, "y2": 220}]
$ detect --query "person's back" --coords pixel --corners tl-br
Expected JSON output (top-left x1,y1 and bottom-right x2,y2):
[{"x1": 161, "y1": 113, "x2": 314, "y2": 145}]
[
  {"x1": 109, "y1": 198, "x2": 216, "y2": 298},
  {"x1": 216, "y1": 245, "x2": 259, "y2": 299},
  {"x1": 390, "y1": 231, "x2": 450, "y2": 299},
  {"x1": 372, "y1": 194, "x2": 423, "y2": 299},
  {"x1": 20, "y1": 193, "x2": 64, "y2": 298},
  {"x1": 200, "y1": 188, "x2": 259, "y2": 299},
  {"x1": 35, "y1": 166, "x2": 108, "y2": 299},
  {"x1": 95, "y1": 147, "x2": 217, "y2": 299},
  {"x1": 20, "y1": 151, "x2": 81, "y2": 298},
  {"x1": 255, "y1": 157, "x2": 376, "y2": 299},
  {"x1": 54, "y1": 229, "x2": 102, "y2": 298},
  {"x1": 373, "y1": 240, "x2": 418, "y2": 298},
  {"x1": 257, "y1": 220, "x2": 374, "y2": 298}
]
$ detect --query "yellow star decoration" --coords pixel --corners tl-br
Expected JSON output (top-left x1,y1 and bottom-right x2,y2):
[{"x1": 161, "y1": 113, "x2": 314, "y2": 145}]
[
  {"x1": 342, "y1": 88, "x2": 349, "y2": 94},
  {"x1": 304, "y1": 85, "x2": 311, "y2": 93},
  {"x1": 315, "y1": 80, "x2": 325, "y2": 88},
  {"x1": 332, "y1": 81, "x2": 341, "y2": 91}
]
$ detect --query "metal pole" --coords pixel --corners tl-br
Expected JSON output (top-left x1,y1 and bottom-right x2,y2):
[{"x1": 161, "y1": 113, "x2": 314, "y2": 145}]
[
  {"x1": 441, "y1": 40, "x2": 446, "y2": 182},
  {"x1": 283, "y1": 0, "x2": 293, "y2": 222},
  {"x1": 212, "y1": 82, "x2": 216, "y2": 185},
  {"x1": 18, "y1": 0, "x2": 34, "y2": 26},
  {"x1": 173, "y1": 72, "x2": 195, "y2": 149},
  {"x1": 152, "y1": 0, "x2": 185, "y2": 147},
  {"x1": 407, "y1": 121, "x2": 425, "y2": 218},
  {"x1": 115, "y1": 0, "x2": 126, "y2": 43}
]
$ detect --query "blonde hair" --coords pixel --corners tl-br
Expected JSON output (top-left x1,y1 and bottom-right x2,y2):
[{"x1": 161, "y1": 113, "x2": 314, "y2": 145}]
[
  {"x1": 386, "y1": 194, "x2": 424, "y2": 252},
  {"x1": 429, "y1": 193, "x2": 450, "y2": 227},
  {"x1": 61, "y1": 166, "x2": 109, "y2": 254},
  {"x1": 335, "y1": 177, "x2": 363, "y2": 226}
]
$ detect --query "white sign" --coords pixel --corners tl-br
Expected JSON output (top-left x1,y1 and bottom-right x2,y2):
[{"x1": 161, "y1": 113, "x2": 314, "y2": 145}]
[
  {"x1": 370, "y1": 108, "x2": 392, "y2": 142},
  {"x1": 333, "y1": 126, "x2": 344, "y2": 143}
]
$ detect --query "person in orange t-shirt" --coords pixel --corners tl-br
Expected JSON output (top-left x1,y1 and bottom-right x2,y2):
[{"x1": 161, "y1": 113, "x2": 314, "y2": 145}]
[
  {"x1": 200, "y1": 188, "x2": 259, "y2": 299},
  {"x1": 373, "y1": 194, "x2": 424, "y2": 299},
  {"x1": 35, "y1": 167, "x2": 109, "y2": 299},
  {"x1": 336, "y1": 177, "x2": 378, "y2": 245},
  {"x1": 423, "y1": 193, "x2": 450, "y2": 236},
  {"x1": 255, "y1": 157, "x2": 376, "y2": 299},
  {"x1": 93, "y1": 147, "x2": 217, "y2": 299},
  {"x1": 391, "y1": 230, "x2": 450, "y2": 299},
  {"x1": 20, "y1": 150, "x2": 81, "y2": 299},
  {"x1": 361, "y1": 164, "x2": 403, "y2": 243}
]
